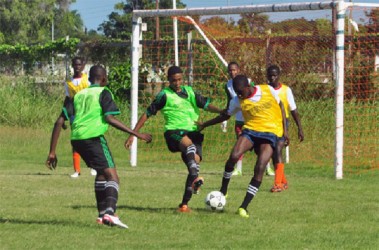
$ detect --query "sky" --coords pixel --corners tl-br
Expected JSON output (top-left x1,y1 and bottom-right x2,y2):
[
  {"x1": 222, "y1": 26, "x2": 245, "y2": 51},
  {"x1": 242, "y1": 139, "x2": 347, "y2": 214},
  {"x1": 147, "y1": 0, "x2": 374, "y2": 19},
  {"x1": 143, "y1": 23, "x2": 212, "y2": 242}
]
[{"x1": 71, "y1": 0, "x2": 379, "y2": 31}]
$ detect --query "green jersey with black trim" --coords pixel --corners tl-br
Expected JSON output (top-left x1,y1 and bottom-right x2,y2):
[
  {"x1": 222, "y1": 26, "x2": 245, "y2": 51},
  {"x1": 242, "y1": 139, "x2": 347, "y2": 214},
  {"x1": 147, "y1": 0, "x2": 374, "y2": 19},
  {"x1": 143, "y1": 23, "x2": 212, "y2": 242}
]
[
  {"x1": 162, "y1": 85, "x2": 199, "y2": 131},
  {"x1": 71, "y1": 85, "x2": 113, "y2": 140}
]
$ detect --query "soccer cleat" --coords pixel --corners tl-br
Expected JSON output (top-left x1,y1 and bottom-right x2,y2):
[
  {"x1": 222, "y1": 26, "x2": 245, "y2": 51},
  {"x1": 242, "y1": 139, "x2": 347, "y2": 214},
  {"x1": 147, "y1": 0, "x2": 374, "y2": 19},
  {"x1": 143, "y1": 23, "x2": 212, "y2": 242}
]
[
  {"x1": 96, "y1": 217, "x2": 103, "y2": 225},
  {"x1": 90, "y1": 168, "x2": 97, "y2": 176},
  {"x1": 70, "y1": 172, "x2": 80, "y2": 178},
  {"x1": 282, "y1": 182, "x2": 289, "y2": 190},
  {"x1": 265, "y1": 166, "x2": 275, "y2": 176},
  {"x1": 102, "y1": 214, "x2": 128, "y2": 229},
  {"x1": 237, "y1": 208, "x2": 250, "y2": 218},
  {"x1": 232, "y1": 169, "x2": 242, "y2": 176},
  {"x1": 270, "y1": 185, "x2": 283, "y2": 192},
  {"x1": 192, "y1": 176, "x2": 204, "y2": 194},
  {"x1": 177, "y1": 204, "x2": 191, "y2": 213}
]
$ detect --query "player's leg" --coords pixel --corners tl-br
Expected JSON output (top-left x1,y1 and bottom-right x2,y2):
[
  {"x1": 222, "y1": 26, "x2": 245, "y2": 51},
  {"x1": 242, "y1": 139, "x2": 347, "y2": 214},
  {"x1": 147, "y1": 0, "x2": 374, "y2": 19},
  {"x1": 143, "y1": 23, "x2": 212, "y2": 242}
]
[
  {"x1": 71, "y1": 149, "x2": 81, "y2": 178},
  {"x1": 238, "y1": 142, "x2": 273, "y2": 218},
  {"x1": 232, "y1": 123, "x2": 244, "y2": 176},
  {"x1": 177, "y1": 135, "x2": 204, "y2": 212},
  {"x1": 72, "y1": 137, "x2": 127, "y2": 228},
  {"x1": 220, "y1": 135, "x2": 253, "y2": 196},
  {"x1": 271, "y1": 139, "x2": 286, "y2": 192}
]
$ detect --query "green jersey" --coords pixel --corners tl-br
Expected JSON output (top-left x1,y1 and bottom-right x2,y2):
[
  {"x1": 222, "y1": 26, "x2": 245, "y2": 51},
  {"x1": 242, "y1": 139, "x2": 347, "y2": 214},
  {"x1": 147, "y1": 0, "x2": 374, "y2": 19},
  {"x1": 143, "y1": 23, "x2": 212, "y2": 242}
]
[
  {"x1": 70, "y1": 84, "x2": 120, "y2": 140},
  {"x1": 162, "y1": 86, "x2": 200, "y2": 131}
]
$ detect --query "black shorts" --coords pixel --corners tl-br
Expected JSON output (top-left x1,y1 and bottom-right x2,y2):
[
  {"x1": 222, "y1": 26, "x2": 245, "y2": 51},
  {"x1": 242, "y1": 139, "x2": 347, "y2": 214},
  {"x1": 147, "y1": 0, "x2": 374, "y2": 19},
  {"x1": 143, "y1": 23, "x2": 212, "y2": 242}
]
[
  {"x1": 71, "y1": 135, "x2": 115, "y2": 170},
  {"x1": 164, "y1": 130, "x2": 204, "y2": 158}
]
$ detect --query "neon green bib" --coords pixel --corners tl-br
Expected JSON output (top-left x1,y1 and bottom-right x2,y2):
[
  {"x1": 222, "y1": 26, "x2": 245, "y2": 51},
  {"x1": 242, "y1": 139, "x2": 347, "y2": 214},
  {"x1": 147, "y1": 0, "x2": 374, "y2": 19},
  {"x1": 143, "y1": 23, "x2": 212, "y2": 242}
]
[
  {"x1": 162, "y1": 86, "x2": 199, "y2": 131},
  {"x1": 71, "y1": 85, "x2": 109, "y2": 140}
]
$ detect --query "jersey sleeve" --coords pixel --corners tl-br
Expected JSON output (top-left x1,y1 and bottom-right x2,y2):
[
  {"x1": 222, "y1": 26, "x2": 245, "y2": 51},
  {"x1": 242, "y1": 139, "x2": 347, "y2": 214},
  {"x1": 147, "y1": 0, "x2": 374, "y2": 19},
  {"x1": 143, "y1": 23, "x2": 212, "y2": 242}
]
[
  {"x1": 146, "y1": 90, "x2": 166, "y2": 117},
  {"x1": 100, "y1": 89, "x2": 121, "y2": 116},
  {"x1": 227, "y1": 96, "x2": 241, "y2": 116},
  {"x1": 286, "y1": 87, "x2": 297, "y2": 111},
  {"x1": 195, "y1": 92, "x2": 210, "y2": 109}
]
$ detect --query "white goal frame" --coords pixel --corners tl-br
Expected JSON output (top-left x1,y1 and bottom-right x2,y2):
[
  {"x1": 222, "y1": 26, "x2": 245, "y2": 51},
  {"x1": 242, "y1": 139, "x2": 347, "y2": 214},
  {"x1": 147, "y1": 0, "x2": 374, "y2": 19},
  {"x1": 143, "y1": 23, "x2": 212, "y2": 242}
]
[{"x1": 130, "y1": 1, "x2": 379, "y2": 179}]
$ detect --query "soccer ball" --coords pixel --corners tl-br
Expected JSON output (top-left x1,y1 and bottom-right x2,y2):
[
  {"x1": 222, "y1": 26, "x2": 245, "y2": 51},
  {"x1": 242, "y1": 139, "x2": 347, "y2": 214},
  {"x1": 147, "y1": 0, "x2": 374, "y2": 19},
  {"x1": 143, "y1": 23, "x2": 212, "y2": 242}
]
[{"x1": 205, "y1": 191, "x2": 226, "y2": 211}]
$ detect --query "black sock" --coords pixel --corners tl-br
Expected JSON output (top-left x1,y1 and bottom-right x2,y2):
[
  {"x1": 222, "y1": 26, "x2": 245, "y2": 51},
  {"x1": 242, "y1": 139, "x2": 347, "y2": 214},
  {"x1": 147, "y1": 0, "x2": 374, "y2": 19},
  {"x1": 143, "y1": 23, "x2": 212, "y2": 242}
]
[
  {"x1": 104, "y1": 181, "x2": 119, "y2": 215},
  {"x1": 240, "y1": 178, "x2": 261, "y2": 210},
  {"x1": 220, "y1": 171, "x2": 233, "y2": 195},
  {"x1": 181, "y1": 174, "x2": 193, "y2": 205},
  {"x1": 220, "y1": 162, "x2": 234, "y2": 195},
  {"x1": 94, "y1": 180, "x2": 107, "y2": 217}
]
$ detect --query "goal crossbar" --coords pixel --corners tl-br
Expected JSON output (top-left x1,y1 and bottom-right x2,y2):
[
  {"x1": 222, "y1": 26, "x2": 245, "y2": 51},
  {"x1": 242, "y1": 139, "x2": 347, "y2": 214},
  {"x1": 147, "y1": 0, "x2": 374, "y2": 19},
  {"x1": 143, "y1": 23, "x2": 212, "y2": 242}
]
[{"x1": 132, "y1": 2, "x2": 336, "y2": 18}]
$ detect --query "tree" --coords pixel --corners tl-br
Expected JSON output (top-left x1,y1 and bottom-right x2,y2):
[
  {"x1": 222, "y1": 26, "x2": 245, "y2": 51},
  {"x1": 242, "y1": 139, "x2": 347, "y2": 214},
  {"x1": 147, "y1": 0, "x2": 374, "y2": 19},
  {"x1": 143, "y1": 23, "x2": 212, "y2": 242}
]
[
  {"x1": 98, "y1": 0, "x2": 187, "y2": 40},
  {"x1": 0, "y1": 0, "x2": 84, "y2": 44},
  {"x1": 238, "y1": 13, "x2": 270, "y2": 35},
  {"x1": 365, "y1": 8, "x2": 379, "y2": 33}
]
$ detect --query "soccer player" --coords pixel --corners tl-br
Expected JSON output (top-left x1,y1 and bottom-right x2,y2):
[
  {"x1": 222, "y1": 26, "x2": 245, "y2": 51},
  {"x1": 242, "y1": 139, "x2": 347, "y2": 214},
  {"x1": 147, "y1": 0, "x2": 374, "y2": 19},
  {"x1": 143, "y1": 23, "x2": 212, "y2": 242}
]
[
  {"x1": 223, "y1": 62, "x2": 274, "y2": 176},
  {"x1": 198, "y1": 75, "x2": 288, "y2": 218},
  {"x1": 63, "y1": 56, "x2": 96, "y2": 178},
  {"x1": 46, "y1": 65, "x2": 152, "y2": 228},
  {"x1": 266, "y1": 65, "x2": 304, "y2": 192},
  {"x1": 125, "y1": 65, "x2": 223, "y2": 213}
]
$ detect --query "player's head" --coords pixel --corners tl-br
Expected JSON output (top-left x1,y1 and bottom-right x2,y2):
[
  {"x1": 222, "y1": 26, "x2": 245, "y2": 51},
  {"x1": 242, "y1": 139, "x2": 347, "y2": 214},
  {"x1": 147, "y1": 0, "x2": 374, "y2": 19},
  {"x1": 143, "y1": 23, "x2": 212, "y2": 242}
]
[
  {"x1": 167, "y1": 66, "x2": 183, "y2": 93},
  {"x1": 71, "y1": 56, "x2": 86, "y2": 76},
  {"x1": 89, "y1": 65, "x2": 107, "y2": 86},
  {"x1": 267, "y1": 65, "x2": 281, "y2": 86},
  {"x1": 228, "y1": 62, "x2": 240, "y2": 79},
  {"x1": 232, "y1": 75, "x2": 251, "y2": 99}
]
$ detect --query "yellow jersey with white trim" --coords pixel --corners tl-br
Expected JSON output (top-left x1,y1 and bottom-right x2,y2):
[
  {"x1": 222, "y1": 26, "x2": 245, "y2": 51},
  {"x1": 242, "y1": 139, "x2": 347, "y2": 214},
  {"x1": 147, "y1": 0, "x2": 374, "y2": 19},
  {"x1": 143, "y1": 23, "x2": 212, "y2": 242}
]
[{"x1": 239, "y1": 85, "x2": 283, "y2": 137}]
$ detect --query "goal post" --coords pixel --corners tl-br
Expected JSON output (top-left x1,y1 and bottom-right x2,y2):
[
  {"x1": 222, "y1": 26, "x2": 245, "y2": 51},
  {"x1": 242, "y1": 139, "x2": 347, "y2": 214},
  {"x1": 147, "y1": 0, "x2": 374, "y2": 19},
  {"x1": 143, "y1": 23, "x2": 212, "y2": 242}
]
[{"x1": 130, "y1": 1, "x2": 379, "y2": 178}]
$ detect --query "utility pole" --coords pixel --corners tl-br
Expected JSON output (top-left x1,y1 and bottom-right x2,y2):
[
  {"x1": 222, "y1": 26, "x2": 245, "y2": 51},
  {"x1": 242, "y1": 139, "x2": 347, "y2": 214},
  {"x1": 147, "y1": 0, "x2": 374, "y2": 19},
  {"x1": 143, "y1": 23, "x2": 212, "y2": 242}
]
[
  {"x1": 51, "y1": 17, "x2": 55, "y2": 75},
  {"x1": 156, "y1": 0, "x2": 160, "y2": 40}
]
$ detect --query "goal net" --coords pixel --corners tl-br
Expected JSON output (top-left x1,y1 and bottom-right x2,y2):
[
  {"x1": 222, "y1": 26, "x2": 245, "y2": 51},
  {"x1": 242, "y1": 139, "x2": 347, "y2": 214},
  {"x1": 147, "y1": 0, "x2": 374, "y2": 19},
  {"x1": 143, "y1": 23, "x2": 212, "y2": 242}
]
[{"x1": 130, "y1": 1, "x2": 379, "y2": 178}]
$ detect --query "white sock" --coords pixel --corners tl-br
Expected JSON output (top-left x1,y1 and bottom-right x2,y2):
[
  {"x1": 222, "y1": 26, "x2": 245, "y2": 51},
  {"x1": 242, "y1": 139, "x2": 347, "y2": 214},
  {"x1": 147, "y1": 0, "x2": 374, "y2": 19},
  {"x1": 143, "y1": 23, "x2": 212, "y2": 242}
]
[{"x1": 236, "y1": 160, "x2": 242, "y2": 172}]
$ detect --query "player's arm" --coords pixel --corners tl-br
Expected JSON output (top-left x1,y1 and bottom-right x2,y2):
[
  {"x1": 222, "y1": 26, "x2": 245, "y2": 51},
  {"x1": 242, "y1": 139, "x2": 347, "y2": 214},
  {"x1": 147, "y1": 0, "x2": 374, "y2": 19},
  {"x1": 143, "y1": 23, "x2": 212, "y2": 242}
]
[
  {"x1": 46, "y1": 97, "x2": 72, "y2": 170},
  {"x1": 125, "y1": 91, "x2": 165, "y2": 149},
  {"x1": 105, "y1": 114, "x2": 152, "y2": 143},
  {"x1": 197, "y1": 96, "x2": 239, "y2": 131},
  {"x1": 279, "y1": 101, "x2": 290, "y2": 146},
  {"x1": 290, "y1": 109, "x2": 304, "y2": 142},
  {"x1": 287, "y1": 87, "x2": 304, "y2": 142},
  {"x1": 197, "y1": 113, "x2": 231, "y2": 131},
  {"x1": 196, "y1": 93, "x2": 223, "y2": 114}
]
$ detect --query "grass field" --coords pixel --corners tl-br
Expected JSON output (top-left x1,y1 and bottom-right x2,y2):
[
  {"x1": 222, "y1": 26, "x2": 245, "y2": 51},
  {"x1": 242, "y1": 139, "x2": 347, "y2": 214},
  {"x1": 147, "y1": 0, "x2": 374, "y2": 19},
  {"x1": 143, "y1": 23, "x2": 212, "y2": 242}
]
[{"x1": 1, "y1": 126, "x2": 378, "y2": 249}]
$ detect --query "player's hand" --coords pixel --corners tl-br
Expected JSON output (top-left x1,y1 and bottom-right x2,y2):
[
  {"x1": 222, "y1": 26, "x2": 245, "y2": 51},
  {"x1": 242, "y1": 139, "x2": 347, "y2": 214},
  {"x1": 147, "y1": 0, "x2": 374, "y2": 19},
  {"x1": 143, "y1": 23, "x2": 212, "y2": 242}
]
[
  {"x1": 298, "y1": 129, "x2": 304, "y2": 142},
  {"x1": 138, "y1": 133, "x2": 152, "y2": 143},
  {"x1": 124, "y1": 136, "x2": 134, "y2": 149},
  {"x1": 46, "y1": 154, "x2": 58, "y2": 170},
  {"x1": 283, "y1": 132, "x2": 290, "y2": 146}
]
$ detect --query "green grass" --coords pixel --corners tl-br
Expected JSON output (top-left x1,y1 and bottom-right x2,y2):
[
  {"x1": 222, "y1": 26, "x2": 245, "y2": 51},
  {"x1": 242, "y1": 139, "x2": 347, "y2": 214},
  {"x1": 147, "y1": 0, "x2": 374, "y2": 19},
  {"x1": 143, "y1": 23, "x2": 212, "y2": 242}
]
[{"x1": 1, "y1": 126, "x2": 379, "y2": 249}]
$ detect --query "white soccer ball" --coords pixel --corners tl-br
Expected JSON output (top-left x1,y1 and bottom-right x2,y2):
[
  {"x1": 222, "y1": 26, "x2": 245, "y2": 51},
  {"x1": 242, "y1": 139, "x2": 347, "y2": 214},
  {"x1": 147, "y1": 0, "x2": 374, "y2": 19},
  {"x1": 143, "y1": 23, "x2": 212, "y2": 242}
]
[{"x1": 205, "y1": 191, "x2": 226, "y2": 211}]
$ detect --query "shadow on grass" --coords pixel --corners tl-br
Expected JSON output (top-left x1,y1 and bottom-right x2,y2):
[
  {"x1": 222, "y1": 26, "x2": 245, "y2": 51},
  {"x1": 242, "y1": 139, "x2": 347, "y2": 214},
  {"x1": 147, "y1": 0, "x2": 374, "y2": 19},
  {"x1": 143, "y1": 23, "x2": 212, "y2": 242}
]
[
  {"x1": 70, "y1": 204, "x2": 215, "y2": 214},
  {"x1": 3, "y1": 172, "x2": 70, "y2": 176},
  {"x1": 0, "y1": 217, "x2": 89, "y2": 227}
]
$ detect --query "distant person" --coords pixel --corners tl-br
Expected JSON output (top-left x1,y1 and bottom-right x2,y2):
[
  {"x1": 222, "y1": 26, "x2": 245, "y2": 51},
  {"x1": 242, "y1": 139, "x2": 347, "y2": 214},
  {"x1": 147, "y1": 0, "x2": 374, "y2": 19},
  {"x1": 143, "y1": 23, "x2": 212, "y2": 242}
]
[
  {"x1": 46, "y1": 65, "x2": 152, "y2": 228},
  {"x1": 266, "y1": 65, "x2": 304, "y2": 192},
  {"x1": 64, "y1": 56, "x2": 96, "y2": 178},
  {"x1": 125, "y1": 66, "x2": 223, "y2": 213},
  {"x1": 198, "y1": 75, "x2": 288, "y2": 218}
]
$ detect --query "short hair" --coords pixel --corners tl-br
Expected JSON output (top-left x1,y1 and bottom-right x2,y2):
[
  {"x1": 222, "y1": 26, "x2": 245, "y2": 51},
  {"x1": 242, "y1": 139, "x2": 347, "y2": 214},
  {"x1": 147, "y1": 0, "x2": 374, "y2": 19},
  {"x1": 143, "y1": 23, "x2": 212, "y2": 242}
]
[
  {"x1": 89, "y1": 65, "x2": 106, "y2": 81},
  {"x1": 228, "y1": 61, "x2": 239, "y2": 68},
  {"x1": 232, "y1": 75, "x2": 249, "y2": 91},
  {"x1": 71, "y1": 56, "x2": 85, "y2": 64},
  {"x1": 167, "y1": 66, "x2": 183, "y2": 78},
  {"x1": 267, "y1": 65, "x2": 280, "y2": 74}
]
